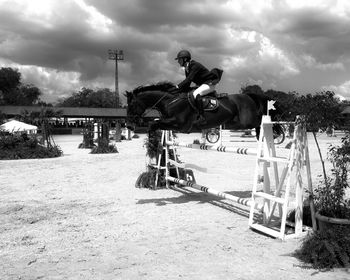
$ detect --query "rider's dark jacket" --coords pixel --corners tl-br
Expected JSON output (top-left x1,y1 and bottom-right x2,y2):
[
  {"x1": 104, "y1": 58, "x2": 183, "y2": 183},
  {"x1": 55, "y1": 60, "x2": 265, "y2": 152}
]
[{"x1": 177, "y1": 60, "x2": 223, "y2": 92}]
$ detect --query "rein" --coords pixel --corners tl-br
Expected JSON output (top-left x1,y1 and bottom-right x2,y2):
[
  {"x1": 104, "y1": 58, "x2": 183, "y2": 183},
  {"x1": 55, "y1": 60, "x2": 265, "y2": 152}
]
[{"x1": 140, "y1": 91, "x2": 169, "y2": 118}]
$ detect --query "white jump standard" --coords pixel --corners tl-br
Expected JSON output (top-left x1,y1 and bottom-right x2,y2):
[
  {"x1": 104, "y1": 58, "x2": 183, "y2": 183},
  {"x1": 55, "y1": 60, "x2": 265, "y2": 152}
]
[{"x1": 154, "y1": 115, "x2": 314, "y2": 240}]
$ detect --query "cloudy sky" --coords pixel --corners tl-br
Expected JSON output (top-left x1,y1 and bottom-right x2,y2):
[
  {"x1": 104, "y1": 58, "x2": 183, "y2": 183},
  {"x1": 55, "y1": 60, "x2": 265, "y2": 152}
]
[{"x1": 1, "y1": 0, "x2": 350, "y2": 104}]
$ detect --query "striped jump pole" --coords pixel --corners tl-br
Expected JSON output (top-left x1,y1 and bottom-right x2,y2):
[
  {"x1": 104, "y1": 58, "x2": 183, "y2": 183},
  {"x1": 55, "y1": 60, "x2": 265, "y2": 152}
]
[
  {"x1": 166, "y1": 141, "x2": 258, "y2": 156},
  {"x1": 167, "y1": 176, "x2": 263, "y2": 211}
]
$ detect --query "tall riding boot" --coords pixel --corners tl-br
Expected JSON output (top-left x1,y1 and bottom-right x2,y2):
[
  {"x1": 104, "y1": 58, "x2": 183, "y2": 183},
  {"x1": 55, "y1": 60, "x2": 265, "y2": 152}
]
[{"x1": 195, "y1": 95, "x2": 206, "y2": 125}]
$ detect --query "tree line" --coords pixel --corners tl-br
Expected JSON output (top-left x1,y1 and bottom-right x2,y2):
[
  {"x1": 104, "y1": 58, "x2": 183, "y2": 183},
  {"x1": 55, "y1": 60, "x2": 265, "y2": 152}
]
[
  {"x1": 0, "y1": 67, "x2": 349, "y2": 128},
  {"x1": 0, "y1": 67, "x2": 120, "y2": 108},
  {"x1": 0, "y1": 67, "x2": 44, "y2": 106},
  {"x1": 241, "y1": 84, "x2": 350, "y2": 129}
]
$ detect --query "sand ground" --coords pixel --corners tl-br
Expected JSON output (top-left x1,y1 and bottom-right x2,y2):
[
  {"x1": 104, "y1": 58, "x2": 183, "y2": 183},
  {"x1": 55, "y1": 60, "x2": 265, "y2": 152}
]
[{"x1": 0, "y1": 131, "x2": 349, "y2": 280}]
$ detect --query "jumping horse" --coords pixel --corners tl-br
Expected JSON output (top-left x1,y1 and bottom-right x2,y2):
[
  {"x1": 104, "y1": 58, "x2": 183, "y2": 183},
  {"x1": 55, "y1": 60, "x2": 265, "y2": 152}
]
[{"x1": 126, "y1": 81, "x2": 278, "y2": 137}]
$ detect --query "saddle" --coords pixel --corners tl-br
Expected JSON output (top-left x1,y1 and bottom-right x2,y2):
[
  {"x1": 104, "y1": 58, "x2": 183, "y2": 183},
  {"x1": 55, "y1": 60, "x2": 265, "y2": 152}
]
[{"x1": 188, "y1": 91, "x2": 219, "y2": 112}]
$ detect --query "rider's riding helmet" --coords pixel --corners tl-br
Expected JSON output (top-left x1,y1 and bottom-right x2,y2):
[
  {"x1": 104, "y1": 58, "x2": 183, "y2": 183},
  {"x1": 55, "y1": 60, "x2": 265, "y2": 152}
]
[{"x1": 175, "y1": 50, "x2": 191, "y2": 61}]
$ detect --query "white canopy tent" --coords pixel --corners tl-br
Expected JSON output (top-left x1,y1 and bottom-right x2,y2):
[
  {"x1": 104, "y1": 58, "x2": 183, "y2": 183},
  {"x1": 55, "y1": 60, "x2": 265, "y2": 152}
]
[{"x1": 0, "y1": 120, "x2": 38, "y2": 134}]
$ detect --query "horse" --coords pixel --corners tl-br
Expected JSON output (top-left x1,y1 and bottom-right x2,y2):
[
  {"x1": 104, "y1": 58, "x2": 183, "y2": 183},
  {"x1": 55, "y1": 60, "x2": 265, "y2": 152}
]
[{"x1": 126, "y1": 81, "x2": 276, "y2": 137}]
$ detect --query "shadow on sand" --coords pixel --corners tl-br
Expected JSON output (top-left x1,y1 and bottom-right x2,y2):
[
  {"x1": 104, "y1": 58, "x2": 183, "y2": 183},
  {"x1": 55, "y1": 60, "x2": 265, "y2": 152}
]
[{"x1": 136, "y1": 187, "x2": 261, "y2": 219}]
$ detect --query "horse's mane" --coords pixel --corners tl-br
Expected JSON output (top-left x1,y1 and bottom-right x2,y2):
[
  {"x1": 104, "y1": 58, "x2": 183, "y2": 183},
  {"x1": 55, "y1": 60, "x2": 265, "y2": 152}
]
[{"x1": 132, "y1": 81, "x2": 176, "y2": 95}]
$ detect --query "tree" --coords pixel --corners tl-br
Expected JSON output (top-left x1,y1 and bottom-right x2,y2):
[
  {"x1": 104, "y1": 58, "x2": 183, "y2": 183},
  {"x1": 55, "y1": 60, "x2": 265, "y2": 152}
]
[
  {"x1": 87, "y1": 88, "x2": 115, "y2": 107},
  {"x1": 294, "y1": 91, "x2": 342, "y2": 132},
  {"x1": 20, "y1": 84, "x2": 42, "y2": 105},
  {"x1": 294, "y1": 91, "x2": 343, "y2": 190},
  {"x1": 264, "y1": 89, "x2": 298, "y2": 121},
  {"x1": 0, "y1": 67, "x2": 42, "y2": 106},
  {"x1": 0, "y1": 67, "x2": 21, "y2": 93},
  {"x1": 0, "y1": 67, "x2": 21, "y2": 105},
  {"x1": 57, "y1": 87, "x2": 116, "y2": 108}
]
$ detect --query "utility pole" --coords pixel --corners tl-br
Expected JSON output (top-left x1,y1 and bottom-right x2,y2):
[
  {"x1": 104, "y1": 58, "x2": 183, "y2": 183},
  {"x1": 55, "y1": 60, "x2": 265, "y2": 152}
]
[{"x1": 108, "y1": 49, "x2": 124, "y2": 108}]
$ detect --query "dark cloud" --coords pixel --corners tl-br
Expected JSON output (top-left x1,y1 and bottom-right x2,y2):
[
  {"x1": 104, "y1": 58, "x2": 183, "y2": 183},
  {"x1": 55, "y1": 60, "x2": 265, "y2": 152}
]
[
  {"x1": 0, "y1": 0, "x2": 350, "y2": 102},
  {"x1": 264, "y1": 5, "x2": 350, "y2": 63},
  {"x1": 85, "y1": 0, "x2": 241, "y2": 32}
]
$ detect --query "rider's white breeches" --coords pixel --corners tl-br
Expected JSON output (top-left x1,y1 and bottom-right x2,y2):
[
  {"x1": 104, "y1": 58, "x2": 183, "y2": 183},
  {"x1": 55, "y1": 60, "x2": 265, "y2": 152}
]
[{"x1": 193, "y1": 84, "x2": 216, "y2": 98}]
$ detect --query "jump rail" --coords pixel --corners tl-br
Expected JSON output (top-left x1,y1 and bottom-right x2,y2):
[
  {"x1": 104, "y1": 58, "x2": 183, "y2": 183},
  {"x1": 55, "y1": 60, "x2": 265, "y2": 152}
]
[
  {"x1": 165, "y1": 141, "x2": 258, "y2": 156},
  {"x1": 167, "y1": 176, "x2": 264, "y2": 211}
]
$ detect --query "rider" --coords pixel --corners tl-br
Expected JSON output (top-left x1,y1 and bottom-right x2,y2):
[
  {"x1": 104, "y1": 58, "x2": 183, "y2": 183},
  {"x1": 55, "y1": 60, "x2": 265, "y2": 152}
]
[{"x1": 174, "y1": 49, "x2": 223, "y2": 125}]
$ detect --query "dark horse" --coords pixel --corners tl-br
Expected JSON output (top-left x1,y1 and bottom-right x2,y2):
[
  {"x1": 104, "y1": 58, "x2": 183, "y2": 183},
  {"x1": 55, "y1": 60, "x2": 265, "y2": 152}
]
[{"x1": 126, "y1": 81, "x2": 275, "y2": 137}]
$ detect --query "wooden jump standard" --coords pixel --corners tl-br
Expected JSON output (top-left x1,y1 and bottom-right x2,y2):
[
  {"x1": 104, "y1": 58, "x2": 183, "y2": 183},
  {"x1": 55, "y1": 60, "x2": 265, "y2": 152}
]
[{"x1": 154, "y1": 115, "x2": 315, "y2": 240}]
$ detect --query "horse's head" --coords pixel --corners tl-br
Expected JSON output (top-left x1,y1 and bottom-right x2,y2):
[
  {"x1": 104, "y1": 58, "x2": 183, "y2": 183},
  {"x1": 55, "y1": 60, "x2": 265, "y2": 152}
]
[
  {"x1": 126, "y1": 89, "x2": 147, "y2": 125},
  {"x1": 126, "y1": 81, "x2": 177, "y2": 117}
]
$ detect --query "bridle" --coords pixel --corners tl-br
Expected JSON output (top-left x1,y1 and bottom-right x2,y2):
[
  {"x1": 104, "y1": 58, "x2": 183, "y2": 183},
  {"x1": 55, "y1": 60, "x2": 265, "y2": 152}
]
[{"x1": 131, "y1": 90, "x2": 170, "y2": 119}]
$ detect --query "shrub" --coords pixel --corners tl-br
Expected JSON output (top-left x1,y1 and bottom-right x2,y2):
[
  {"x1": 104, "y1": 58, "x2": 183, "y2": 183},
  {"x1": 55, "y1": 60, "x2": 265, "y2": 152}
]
[
  {"x1": 90, "y1": 139, "x2": 118, "y2": 154},
  {"x1": 144, "y1": 130, "x2": 164, "y2": 159},
  {"x1": 0, "y1": 132, "x2": 63, "y2": 159},
  {"x1": 294, "y1": 132, "x2": 350, "y2": 270},
  {"x1": 135, "y1": 165, "x2": 164, "y2": 189},
  {"x1": 313, "y1": 132, "x2": 350, "y2": 219},
  {"x1": 135, "y1": 164, "x2": 193, "y2": 190},
  {"x1": 78, "y1": 129, "x2": 95, "y2": 149},
  {"x1": 294, "y1": 226, "x2": 350, "y2": 269}
]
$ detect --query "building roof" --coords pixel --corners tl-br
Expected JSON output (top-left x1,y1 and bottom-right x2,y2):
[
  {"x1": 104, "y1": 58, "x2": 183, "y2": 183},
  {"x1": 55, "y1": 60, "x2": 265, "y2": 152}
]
[{"x1": 0, "y1": 106, "x2": 159, "y2": 118}]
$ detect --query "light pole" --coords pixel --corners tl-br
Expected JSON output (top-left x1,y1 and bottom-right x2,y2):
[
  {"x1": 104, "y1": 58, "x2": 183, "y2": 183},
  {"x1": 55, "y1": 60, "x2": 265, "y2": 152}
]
[{"x1": 108, "y1": 49, "x2": 124, "y2": 108}]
